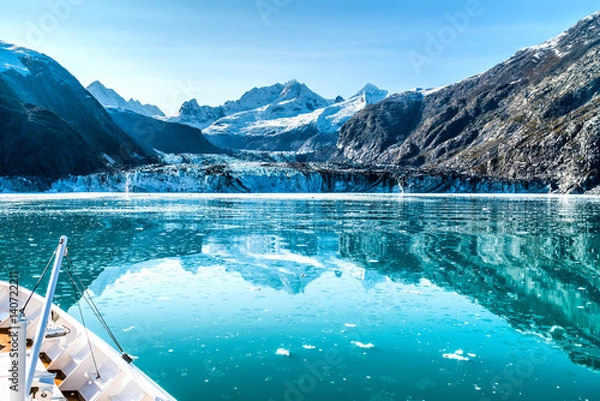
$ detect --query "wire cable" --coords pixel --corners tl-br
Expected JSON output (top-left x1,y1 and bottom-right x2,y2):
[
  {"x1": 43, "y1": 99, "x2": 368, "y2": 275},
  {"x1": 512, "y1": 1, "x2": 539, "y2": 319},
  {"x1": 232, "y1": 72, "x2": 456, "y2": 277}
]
[
  {"x1": 67, "y1": 275, "x2": 101, "y2": 380},
  {"x1": 64, "y1": 252, "x2": 133, "y2": 362},
  {"x1": 20, "y1": 251, "x2": 56, "y2": 314}
]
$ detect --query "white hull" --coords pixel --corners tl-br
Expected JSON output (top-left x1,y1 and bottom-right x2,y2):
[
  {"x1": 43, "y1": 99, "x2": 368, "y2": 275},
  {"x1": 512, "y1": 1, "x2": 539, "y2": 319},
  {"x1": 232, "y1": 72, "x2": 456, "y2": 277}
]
[{"x1": 0, "y1": 281, "x2": 176, "y2": 401}]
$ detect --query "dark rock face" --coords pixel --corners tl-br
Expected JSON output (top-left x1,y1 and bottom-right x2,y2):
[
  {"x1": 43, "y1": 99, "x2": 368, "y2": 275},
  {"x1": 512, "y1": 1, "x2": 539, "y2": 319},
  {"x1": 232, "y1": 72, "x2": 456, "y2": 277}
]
[
  {"x1": 106, "y1": 108, "x2": 224, "y2": 155},
  {"x1": 0, "y1": 45, "x2": 152, "y2": 179},
  {"x1": 335, "y1": 13, "x2": 600, "y2": 193},
  {"x1": 335, "y1": 92, "x2": 425, "y2": 163}
]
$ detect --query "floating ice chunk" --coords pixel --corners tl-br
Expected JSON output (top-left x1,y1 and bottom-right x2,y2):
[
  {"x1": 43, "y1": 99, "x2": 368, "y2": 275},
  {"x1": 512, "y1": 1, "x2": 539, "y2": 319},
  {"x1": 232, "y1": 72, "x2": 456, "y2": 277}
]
[
  {"x1": 442, "y1": 350, "x2": 469, "y2": 361},
  {"x1": 351, "y1": 341, "x2": 375, "y2": 349},
  {"x1": 344, "y1": 323, "x2": 357, "y2": 328},
  {"x1": 420, "y1": 278, "x2": 433, "y2": 287},
  {"x1": 467, "y1": 353, "x2": 477, "y2": 358},
  {"x1": 276, "y1": 348, "x2": 290, "y2": 356},
  {"x1": 443, "y1": 353, "x2": 469, "y2": 361},
  {"x1": 123, "y1": 326, "x2": 135, "y2": 332},
  {"x1": 302, "y1": 345, "x2": 316, "y2": 350},
  {"x1": 249, "y1": 287, "x2": 262, "y2": 291}
]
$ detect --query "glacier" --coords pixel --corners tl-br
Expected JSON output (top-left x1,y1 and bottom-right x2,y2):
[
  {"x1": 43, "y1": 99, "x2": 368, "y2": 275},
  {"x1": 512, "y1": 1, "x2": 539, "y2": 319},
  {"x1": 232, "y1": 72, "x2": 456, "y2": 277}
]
[
  {"x1": 0, "y1": 151, "x2": 567, "y2": 194},
  {"x1": 47, "y1": 154, "x2": 401, "y2": 193}
]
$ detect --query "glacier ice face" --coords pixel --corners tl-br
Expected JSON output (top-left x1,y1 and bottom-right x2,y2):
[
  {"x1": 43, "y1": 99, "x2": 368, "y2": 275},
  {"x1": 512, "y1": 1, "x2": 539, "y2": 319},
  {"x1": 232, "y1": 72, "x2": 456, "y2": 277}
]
[
  {"x1": 47, "y1": 154, "x2": 399, "y2": 194},
  {"x1": 1, "y1": 151, "x2": 557, "y2": 195}
]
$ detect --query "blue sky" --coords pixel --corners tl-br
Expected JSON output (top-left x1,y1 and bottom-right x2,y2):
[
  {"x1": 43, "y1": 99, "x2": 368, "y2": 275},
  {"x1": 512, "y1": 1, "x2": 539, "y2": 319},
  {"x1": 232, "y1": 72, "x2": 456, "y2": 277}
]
[{"x1": 1, "y1": 1, "x2": 598, "y2": 114}]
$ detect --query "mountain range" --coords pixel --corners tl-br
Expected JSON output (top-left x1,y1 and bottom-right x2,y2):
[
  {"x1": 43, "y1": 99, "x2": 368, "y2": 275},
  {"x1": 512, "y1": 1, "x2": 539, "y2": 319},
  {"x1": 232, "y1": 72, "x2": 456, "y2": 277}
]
[
  {"x1": 167, "y1": 79, "x2": 390, "y2": 153},
  {"x1": 1, "y1": 11, "x2": 600, "y2": 193},
  {"x1": 85, "y1": 78, "x2": 389, "y2": 156}
]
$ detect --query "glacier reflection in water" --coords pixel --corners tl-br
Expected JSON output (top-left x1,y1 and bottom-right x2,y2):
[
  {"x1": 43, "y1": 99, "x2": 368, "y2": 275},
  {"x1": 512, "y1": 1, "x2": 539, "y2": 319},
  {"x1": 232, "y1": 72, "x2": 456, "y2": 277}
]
[{"x1": 0, "y1": 194, "x2": 599, "y2": 400}]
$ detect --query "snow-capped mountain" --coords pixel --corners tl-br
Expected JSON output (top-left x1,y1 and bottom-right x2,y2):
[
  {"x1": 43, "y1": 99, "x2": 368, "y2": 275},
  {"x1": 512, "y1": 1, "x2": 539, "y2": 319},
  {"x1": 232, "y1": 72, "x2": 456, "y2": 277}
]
[
  {"x1": 87, "y1": 80, "x2": 165, "y2": 117},
  {"x1": 201, "y1": 82, "x2": 389, "y2": 152},
  {"x1": 175, "y1": 99, "x2": 226, "y2": 129},
  {"x1": 169, "y1": 80, "x2": 329, "y2": 128},
  {"x1": 0, "y1": 41, "x2": 152, "y2": 179},
  {"x1": 169, "y1": 80, "x2": 389, "y2": 154}
]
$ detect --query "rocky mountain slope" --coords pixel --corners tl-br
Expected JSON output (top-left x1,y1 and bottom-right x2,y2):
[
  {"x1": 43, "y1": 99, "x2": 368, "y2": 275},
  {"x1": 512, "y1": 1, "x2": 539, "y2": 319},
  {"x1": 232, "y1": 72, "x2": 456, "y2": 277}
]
[
  {"x1": 335, "y1": 12, "x2": 600, "y2": 193},
  {"x1": 170, "y1": 80, "x2": 389, "y2": 155},
  {"x1": 106, "y1": 108, "x2": 223, "y2": 155},
  {"x1": 87, "y1": 81, "x2": 165, "y2": 117},
  {"x1": 0, "y1": 41, "x2": 152, "y2": 179}
]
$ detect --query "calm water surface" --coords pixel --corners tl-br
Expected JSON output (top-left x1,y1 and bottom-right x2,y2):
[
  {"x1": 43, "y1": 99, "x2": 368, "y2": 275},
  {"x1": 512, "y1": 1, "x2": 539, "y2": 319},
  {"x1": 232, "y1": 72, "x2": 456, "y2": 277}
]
[{"x1": 0, "y1": 194, "x2": 599, "y2": 401}]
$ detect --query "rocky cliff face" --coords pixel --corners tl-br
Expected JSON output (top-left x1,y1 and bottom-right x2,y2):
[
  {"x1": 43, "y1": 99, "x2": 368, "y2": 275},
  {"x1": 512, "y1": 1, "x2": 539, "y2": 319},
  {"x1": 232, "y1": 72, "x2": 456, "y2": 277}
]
[
  {"x1": 335, "y1": 12, "x2": 600, "y2": 193},
  {"x1": 0, "y1": 42, "x2": 153, "y2": 179}
]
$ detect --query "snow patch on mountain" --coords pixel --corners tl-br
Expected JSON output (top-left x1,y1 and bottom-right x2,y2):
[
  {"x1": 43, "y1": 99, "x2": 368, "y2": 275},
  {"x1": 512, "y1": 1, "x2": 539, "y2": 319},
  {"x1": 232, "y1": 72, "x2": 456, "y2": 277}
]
[
  {"x1": 0, "y1": 41, "x2": 36, "y2": 76},
  {"x1": 87, "y1": 81, "x2": 165, "y2": 117}
]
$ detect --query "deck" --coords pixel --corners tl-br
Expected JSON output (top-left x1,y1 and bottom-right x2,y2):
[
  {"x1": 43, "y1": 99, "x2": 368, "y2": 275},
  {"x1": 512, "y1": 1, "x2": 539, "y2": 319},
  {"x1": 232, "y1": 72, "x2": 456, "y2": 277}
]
[{"x1": 0, "y1": 328, "x2": 82, "y2": 401}]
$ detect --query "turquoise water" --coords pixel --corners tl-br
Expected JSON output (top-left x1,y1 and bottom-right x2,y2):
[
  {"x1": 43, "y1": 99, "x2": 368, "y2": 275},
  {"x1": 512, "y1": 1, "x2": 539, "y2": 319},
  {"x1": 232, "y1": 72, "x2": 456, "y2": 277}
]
[{"x1": 1, "y1": 194, "x2": 599, "y2": 401}]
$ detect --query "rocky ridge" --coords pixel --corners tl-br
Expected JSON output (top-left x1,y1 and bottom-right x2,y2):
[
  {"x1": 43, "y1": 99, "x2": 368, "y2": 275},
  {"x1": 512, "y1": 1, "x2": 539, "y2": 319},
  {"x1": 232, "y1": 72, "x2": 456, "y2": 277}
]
[{"x1": 335, "y1": 12, "x2": 600, "y2": 193}]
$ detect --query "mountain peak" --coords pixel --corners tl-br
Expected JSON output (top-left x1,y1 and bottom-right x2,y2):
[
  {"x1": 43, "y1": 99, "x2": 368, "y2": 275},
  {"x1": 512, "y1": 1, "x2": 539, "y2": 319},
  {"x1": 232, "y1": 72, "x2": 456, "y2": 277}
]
[
  {"x1": 353, "y1": 83, "x2": 389, "y2": 104},
  {"x1": 279, "y1": 79, "x2": 309, "y2": 99},
  {"x1": 518, "y1": 11, "x2": 600, "y2": 59},
  {"x1": 86, "y1": 81, "x2": 165, "y2": 117},
  {"x1": 357, "y1": 83, "x2": 381, "y2": 93},
  {"x1": 582, "y1": 10, "x2": 600, "y2": 22},
  {"x1": 181, "y1": 98, "x2": 200, "y2": 109},
  {"x1": 283, "y1": 79, "x2": 300, "y2": 87},
  {"x1": 87, "y1": 80, "x2": 105, "y2": 89}
]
